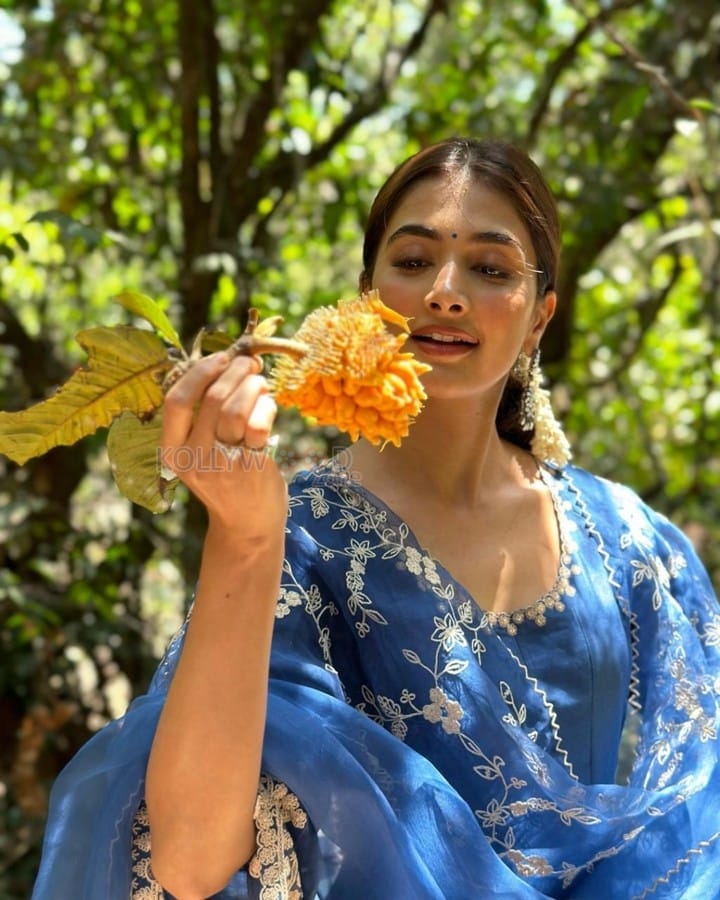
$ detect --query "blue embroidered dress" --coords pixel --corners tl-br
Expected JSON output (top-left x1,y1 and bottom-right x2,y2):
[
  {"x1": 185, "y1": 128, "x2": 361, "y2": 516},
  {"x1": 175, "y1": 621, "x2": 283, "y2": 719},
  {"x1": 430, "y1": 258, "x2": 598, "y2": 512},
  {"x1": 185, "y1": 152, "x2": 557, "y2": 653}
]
[{"x1": 32, "y1": 463, "x2": 720, "y2": 899}]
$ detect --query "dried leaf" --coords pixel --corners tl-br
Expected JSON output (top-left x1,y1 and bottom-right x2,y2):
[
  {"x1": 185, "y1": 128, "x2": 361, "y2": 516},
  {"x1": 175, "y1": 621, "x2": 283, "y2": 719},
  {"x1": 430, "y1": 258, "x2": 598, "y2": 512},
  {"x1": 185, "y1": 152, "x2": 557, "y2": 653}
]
[
  {"x1": 0, "y1": 326, "x2": 171, "y2": 465},
  {"x1": 107, "y1": 412, "x2": 178, "y2": 513},
  {"x1": 253, "y1": 314, "x2": 284, "y2": 338}
]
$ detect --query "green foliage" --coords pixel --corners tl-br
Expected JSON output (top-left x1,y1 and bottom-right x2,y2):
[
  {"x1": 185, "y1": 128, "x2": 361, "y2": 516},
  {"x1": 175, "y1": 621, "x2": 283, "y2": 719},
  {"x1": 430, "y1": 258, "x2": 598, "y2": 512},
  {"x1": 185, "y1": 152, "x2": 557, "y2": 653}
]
[{"x1": 0, "y1": 0, "x2": 718, "y2": 894}]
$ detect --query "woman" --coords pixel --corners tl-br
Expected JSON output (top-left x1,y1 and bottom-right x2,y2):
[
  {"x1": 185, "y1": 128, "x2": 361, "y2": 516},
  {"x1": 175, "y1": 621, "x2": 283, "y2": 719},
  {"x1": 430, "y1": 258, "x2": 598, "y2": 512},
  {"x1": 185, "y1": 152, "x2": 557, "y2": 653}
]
[{"x1": 33, "y1": 139, "x2": 720, "y2": 899}]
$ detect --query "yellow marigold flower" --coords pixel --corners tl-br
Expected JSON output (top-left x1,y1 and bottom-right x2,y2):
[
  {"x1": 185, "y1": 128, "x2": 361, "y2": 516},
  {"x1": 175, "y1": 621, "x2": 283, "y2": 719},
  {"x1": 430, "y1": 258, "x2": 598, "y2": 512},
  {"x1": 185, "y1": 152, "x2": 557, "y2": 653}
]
[{"x1": 271, "y1": 290, "x2": 431, "y2": 446}]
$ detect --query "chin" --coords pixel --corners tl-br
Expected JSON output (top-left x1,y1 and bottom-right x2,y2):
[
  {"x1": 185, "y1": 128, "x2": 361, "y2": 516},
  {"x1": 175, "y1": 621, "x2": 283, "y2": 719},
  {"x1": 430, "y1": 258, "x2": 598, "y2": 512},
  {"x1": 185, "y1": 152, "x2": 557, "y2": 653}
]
[
  {"x1": 420, "y1": 371, "x2": 505, "y2": 407},
  {"x1": 423, "y1": 383, "x2": 485, "y2": 403}
]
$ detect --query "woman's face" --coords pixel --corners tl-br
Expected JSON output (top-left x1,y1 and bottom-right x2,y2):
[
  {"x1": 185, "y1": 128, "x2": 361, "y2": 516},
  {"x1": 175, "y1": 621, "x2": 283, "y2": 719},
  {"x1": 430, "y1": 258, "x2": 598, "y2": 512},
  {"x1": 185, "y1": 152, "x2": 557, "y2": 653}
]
[{"x1": 369, "y1": 175, "x2": 556, "y2": 403}]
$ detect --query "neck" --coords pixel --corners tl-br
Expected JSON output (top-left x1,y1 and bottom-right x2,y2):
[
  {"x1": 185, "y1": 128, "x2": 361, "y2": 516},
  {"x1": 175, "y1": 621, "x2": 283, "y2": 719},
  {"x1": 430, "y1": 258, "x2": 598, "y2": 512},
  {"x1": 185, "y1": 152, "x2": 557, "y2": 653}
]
[{"x1": 348, "y1": 396, "x2": 529, "y2": 508}]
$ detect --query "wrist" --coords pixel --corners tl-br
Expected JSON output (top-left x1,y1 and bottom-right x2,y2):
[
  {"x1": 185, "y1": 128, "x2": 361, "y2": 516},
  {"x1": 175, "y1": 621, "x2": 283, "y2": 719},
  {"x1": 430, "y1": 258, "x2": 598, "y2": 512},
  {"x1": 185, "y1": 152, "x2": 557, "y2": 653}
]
[{"x1": 204, "y1": 518, "x2": 285, "y2": 560}]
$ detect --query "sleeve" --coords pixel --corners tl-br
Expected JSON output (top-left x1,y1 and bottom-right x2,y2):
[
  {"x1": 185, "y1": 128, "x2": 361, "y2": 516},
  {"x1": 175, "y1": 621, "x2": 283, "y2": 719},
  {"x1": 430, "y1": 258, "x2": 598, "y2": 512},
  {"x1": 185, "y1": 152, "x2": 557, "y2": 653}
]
[
  {"x1": 31, "y1": 618, "x2": 188, "y2": 899},
  {"x1": 597, "y1": 478, "x2": 720, "y2": 841},
  {"x1": 604, "y1": 480, "x2": 720, "y2": 706}
]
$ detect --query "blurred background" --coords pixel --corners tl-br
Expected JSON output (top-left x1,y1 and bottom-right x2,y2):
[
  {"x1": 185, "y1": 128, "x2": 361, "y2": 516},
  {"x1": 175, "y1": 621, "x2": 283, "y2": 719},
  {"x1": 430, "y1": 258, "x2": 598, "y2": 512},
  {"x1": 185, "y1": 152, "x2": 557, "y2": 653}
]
[{"x1": 0, "y1": 1, "x2": 718, "y2": 895}]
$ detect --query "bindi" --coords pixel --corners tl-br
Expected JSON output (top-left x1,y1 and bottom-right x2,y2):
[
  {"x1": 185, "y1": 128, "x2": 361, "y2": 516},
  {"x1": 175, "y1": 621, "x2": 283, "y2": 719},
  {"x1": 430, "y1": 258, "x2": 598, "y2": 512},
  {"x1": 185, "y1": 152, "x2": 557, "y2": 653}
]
[{"x1": 451, "y1": 232, "x2": 458, "y2": 239}]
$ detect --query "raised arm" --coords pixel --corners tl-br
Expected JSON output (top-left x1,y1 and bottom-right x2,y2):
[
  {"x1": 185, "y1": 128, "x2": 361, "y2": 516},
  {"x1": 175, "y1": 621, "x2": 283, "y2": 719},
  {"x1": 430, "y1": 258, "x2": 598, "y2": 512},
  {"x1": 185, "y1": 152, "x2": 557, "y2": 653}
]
[{"x1": 145, "y1": 352, "x2": 288, "y2": 899}]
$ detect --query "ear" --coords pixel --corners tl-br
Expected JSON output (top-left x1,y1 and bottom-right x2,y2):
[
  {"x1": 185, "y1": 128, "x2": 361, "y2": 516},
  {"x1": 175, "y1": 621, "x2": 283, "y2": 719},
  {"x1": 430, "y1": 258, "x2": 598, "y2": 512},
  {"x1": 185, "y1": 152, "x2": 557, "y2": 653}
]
[{"x1": 524, "y1": 290, "x2": 556, "y2": 353}]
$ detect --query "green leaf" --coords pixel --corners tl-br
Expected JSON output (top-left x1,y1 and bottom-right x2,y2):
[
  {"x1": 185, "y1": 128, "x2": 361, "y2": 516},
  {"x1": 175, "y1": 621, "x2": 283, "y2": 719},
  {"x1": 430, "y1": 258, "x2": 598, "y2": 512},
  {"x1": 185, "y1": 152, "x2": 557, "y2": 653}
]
[
  {"x1": 107, "y1": 411, "x2": 178, "y2": 513},
  {"x1": 609, "y1": 85, "x2": 650, "y2": 126},
  {"x1": 28, "y1": 210, "x2": 105, "y2": 248},
  {"x1": 113, "y1": 291, "x2": 183, "y2": 350},
  {"x1": 0, "y1": 326, "x2": 172, "y2": 465},
  {"x1": 689, "y1": 97, "x2": 720, "y2": 114},
  {"x1": 11, "y1": 231, "x2": 30, "y2": 252},
  {"x1": 200, "y1": 329, "x2": 235, "y2": 353}
]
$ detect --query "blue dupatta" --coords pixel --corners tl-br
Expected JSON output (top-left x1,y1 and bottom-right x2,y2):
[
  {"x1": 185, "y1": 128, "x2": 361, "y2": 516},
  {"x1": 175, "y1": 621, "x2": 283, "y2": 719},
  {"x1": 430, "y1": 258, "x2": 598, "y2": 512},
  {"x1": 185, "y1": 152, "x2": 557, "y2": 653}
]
[{"x1": 32, "y1": 464, "x2": 720, "y2": 899}]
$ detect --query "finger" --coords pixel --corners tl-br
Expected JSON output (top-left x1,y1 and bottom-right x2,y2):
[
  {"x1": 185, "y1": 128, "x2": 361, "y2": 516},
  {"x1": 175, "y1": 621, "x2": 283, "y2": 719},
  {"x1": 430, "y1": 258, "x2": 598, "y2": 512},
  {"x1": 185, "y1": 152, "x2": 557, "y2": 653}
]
[
  {"x1": 243, "y1": 393, "x2": 278, "y2": 449},
  {"x1": 210, "y1": 373, "x2": 270, "y2": 444},
  {"x1": 161, "y1": 354, "x2": 230, "y2": 447},
  {"x1": 196, "y1": 353, "x2": 259, "y2": 407},
  {"x1": 172, "y1": 355, "x2": 263, "y2": 447}
]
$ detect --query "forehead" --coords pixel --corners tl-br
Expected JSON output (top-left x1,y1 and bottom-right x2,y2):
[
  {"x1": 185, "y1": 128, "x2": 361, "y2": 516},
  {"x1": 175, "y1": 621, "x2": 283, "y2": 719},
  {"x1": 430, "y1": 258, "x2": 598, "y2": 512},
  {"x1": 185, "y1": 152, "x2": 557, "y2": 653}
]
[{"x1": 384, "y1": 175, "x2": 535, "y2": 256}]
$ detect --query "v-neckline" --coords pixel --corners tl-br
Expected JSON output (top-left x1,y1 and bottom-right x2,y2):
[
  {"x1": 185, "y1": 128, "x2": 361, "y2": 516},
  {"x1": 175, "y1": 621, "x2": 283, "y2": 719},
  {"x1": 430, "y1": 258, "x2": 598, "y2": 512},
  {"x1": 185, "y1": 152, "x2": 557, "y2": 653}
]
[{"x1": 318, "y1": 458, "x2": 577, "y2": 635}]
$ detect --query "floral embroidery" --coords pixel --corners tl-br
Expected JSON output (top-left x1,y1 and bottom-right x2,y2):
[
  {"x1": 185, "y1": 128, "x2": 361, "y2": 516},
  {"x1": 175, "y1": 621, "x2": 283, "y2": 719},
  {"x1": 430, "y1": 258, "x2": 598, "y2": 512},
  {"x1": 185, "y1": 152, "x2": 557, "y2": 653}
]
[
  {"x1": 249, "y1": 775, "x2": 308, "y2": 900},
  {"x1": 275, "y1": 558, "x2": 338, "y2": 666},
  {"x1": 431, "y1": 613, "x2": 467, "y2": 651},
  {"x1": 701, "y1": 616, "x2": 720, "y2": 647},
  {"x1": 275, "y1": 464, "x2": 720, "y2": 893},
  {"x1": 130, "y1": 803, "x2": 164, "y2": 899},
  {"x1": 421, "y1": 686, "x2": 464, "y2": 734},
  {"x1": 631, "y1": 554, "x2": 673, "y2": 611},
  {"x1": 504, "y1": 849, "x2": 554, "y2": 877},
  {"x1": 275, "y1": 587, "x2": 303, "y2": 619}
]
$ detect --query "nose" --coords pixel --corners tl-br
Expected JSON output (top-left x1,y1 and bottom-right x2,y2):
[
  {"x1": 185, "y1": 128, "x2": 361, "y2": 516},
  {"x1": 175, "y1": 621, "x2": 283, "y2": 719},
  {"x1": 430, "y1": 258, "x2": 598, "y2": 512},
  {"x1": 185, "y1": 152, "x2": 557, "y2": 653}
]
[{"x1": 424, "y1": 261, "x2": 469, "y2": 315}]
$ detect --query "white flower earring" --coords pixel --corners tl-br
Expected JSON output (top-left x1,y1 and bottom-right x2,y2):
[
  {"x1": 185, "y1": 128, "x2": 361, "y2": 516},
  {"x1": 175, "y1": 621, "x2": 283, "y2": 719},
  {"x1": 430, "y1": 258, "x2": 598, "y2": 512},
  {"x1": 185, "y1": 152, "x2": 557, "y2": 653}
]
[{"x1": 512, "y1": 348, "x2": 572, "y2": 466}]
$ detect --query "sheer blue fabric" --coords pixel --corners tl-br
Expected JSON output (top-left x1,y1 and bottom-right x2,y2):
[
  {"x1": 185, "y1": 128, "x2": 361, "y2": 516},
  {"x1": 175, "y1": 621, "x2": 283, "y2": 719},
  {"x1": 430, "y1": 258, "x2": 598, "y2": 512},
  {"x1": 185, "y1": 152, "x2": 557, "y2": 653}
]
[{"x1": 32, "y1": 463, "x2": 720, "y2": 899}]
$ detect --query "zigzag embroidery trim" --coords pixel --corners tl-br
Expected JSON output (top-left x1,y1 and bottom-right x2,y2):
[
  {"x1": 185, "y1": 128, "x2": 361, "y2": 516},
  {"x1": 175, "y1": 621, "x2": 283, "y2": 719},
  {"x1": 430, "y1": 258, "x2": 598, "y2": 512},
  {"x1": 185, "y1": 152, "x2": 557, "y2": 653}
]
[
  {"x1": 503, "y1": 642, "x2": 578, "y2": 781},
  {"x1": 564, "y1": 472, "x2": 642, "y2": 714},
  {"x1": 631, "y1": 830, "x2": 720, "y2": 899},
  {"x1": 108, "y1": 779, "x2": 143, "y2": 895}
]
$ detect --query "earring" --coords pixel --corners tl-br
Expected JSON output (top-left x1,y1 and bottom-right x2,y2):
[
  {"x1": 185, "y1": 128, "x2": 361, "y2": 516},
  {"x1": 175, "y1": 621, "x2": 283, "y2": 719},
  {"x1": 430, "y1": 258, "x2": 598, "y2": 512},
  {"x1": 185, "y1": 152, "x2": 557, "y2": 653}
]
[
  {"x1": 512, "y1": 348, "x2": 572, "y2": 466},
  {"x1": 512, "y1": 349, "x2": 539, "y2": 430}
]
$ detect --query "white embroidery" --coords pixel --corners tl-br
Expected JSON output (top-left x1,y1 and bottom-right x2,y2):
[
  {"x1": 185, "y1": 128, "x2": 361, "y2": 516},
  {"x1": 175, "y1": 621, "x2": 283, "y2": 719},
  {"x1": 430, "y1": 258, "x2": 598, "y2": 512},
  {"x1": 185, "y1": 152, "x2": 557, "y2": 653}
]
[
  {"x1": 130, "y1": 803, "x2": 164, "y2": 899},
  {"x1": 279, "y1": 466, "x2": 720, "y2": 891},
  {"x1": 249, "y1": 775, "x2": 308, "y2": 900}
]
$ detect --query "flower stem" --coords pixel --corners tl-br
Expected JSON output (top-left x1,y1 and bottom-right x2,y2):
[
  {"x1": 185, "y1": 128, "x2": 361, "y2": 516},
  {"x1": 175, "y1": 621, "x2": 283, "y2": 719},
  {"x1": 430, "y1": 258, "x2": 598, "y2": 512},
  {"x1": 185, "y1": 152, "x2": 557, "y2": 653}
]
[
  {"x1": 226, "y1": 335, "x2": 308, "y2": 360},
  {"x1": 227, "y1": 307, "x2": 308, "y2": 360}
]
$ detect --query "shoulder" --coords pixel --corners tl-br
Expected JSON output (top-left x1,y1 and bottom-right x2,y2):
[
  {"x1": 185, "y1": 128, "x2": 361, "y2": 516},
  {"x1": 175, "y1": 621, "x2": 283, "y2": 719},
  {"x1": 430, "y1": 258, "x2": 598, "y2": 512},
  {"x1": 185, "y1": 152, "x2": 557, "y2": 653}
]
[
  {"x1": 288, "y1": 461, "x2": 377, "y2": 516},
  {"x1": 556, "y1": 463, "x2": 699, "y2": 564},
  {"x1": 559, "y1": 464, "x2": 651, "y2": 518},
  {"x1": 285, "y1": 461, "x2": 376, "y2": 541},
  {"x1": 288, "y1": 462, "x2": 352, "y2": 515}
]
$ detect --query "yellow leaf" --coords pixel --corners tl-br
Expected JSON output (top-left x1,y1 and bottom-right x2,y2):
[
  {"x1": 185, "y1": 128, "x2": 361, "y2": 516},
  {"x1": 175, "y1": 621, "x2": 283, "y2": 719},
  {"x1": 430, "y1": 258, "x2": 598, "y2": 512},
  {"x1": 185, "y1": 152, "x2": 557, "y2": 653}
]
[
  {"x1": 107, "y1": 412, "x2": 177, "y2": 513},
  {"x1": 113, "y1": 291, "x2": 183, "y2": 350},
  {"x1": 0, "y1": 326, "x2": 171, "y2": 466}
]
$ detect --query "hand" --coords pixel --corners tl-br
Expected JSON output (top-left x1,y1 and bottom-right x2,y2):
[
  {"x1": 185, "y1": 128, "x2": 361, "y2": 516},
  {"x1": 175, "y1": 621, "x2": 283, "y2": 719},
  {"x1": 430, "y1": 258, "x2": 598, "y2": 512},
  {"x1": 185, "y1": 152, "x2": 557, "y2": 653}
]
[{"x1": 161, "y1": 352, "x2": 288, "y2": 540}]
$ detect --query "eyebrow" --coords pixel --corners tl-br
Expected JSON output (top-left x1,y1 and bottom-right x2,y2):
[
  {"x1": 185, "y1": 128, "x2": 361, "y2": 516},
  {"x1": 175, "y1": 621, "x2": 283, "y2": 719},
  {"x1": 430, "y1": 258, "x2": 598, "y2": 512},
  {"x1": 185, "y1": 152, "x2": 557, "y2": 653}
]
[{"x1": 386, "y1": 223, "x2": 526, "y2": 254}]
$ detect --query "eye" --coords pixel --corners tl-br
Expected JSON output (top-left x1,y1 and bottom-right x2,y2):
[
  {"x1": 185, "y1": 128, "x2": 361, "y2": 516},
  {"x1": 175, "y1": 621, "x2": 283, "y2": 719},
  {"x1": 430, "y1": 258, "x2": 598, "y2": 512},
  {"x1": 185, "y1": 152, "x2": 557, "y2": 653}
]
[
  {"x1": 392, "y1": 257, "x2": 430, "y2": 271},
  {"x1": 473, "y1": 264, "x2": 511, "y2": 280}
]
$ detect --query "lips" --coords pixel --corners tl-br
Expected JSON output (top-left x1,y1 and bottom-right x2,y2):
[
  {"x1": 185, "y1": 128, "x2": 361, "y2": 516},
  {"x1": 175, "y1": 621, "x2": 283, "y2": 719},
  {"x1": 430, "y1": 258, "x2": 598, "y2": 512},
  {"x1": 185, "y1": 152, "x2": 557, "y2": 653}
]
[{"x1": 410, "y1": 327, "x2": 478, "y2": 348}]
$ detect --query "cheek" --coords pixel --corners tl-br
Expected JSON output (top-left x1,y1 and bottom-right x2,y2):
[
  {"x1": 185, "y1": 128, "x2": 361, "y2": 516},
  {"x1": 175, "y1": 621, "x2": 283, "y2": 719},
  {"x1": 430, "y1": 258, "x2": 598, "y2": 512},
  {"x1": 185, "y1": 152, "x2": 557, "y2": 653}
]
[
  {"x1": 369, "y1": 272, "x2": 419, "y2": 314},
  {"x1": 491, "y1": 286, "x2": 537, "y2": 322}
]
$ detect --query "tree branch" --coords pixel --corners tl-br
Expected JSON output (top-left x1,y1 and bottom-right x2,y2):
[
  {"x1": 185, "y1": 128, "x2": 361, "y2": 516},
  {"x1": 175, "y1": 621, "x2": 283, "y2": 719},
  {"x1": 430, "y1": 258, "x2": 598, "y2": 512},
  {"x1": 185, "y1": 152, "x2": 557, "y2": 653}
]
[
  {"x1": 525, "y1": 0, "x2": 642, "y2": 146},
  {"x1": 247, "y1": 0, "x2": 448, "y2": 245},
  {"x1": 584, "y1": 248, "x2": 683, "y2": 389},
  {"x1": 226, "y1": 0, "x2": 337, "y2": 206},
  {"x1": 565, "y1": 0, "x2": 705, "y2": 123},
  {"x1": 177, "y1": 0, "x2": 203, "y2": 230},
  {"x1": 204, "y1": 0, "x2": 223, "y2": 178}
]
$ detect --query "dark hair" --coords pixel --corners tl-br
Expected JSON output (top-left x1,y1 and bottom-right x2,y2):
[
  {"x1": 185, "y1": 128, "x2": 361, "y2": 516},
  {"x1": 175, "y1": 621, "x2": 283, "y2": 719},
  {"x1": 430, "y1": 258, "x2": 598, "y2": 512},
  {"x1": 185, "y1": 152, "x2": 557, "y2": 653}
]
[
  {"x1": 361, "y1": 137, "x2": 560, "y2": 294},
  {"x1": 360, "y1": 137, "x2": 561, "y2": 450}
]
